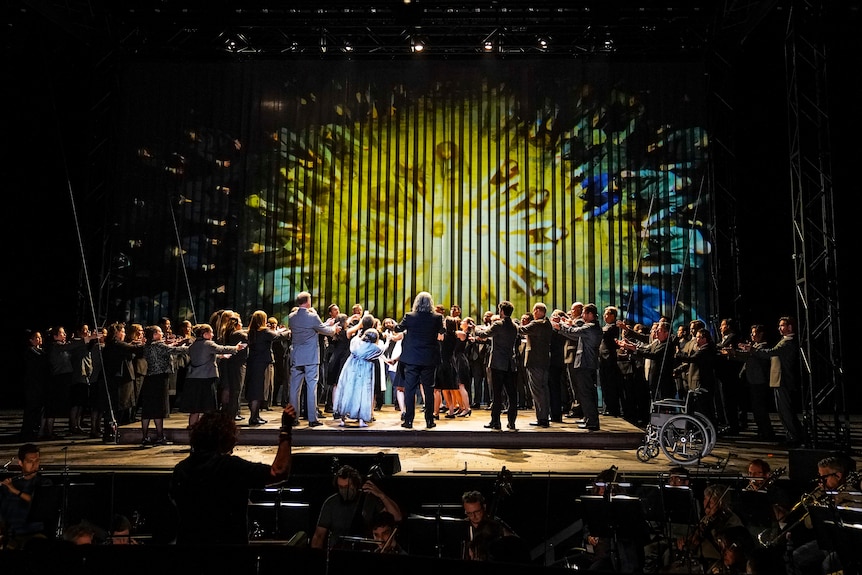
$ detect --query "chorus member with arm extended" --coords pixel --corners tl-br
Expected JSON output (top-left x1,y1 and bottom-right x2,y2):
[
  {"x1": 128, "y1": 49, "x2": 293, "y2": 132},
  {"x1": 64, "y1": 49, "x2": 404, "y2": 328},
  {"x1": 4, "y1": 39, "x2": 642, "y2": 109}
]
[
  {"x1": 170, "y1": 404, "x2": 297, "y2": 545},
  {"x1": 739, "y1": 316, "x2": 805, "y2": 447},
  {"x1": 518, "y1": 302, "x2": 554, "y2": 428},
  {"x1": 474, "y1": 301, "x2": 520, "y2": 431},
  {"x1": 392, "y1": 292, "x2": 444, "y2": 430},
  {"x1": 43, "y1": 326, "x2": 96, "y2": 439},
  {"x1": 728, "y1": 324, "x2": 777, "y2": 441},
  {"x1": 552, "y1": 304, "x2": 602, "y2": 430},
  {"x1": 244, "y1": 310, "x2": 289, "y2": 426},
  {"x1": 217, "y1": 311, "x2": 248, "y2": 422},
  {"x1": 180, "y1": 323, "x2": 246, "y2": 428},
  {"x1": 288, "y1": 292, "x2": 340, "y2": 428},
  {"x1": 140, "y1": 324, "x2": 190, "y2": 446},
  {"x1": 100, "y1": 323, "x2": 142, "y2": 441},
  {"x1": 621, "y1": 320, "x2": 676, "y2": 401}
]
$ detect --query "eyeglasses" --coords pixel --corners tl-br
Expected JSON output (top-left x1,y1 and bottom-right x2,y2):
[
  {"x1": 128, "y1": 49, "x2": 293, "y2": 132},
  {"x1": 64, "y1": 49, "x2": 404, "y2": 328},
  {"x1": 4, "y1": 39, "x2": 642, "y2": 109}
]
[{"x1": 818, "y1": 472, "x2": 837, "y2": 482}]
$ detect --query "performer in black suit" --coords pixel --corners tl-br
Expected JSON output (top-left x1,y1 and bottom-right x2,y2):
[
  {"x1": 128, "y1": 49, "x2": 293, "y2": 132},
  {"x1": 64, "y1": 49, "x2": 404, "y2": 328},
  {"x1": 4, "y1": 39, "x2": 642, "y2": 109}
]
[
  {"x1": 475, "y1": 301, "x2": 520, "y2": 431},
  {"x1": 393, "y1": 292, "x2": 444, "y2": 429}
]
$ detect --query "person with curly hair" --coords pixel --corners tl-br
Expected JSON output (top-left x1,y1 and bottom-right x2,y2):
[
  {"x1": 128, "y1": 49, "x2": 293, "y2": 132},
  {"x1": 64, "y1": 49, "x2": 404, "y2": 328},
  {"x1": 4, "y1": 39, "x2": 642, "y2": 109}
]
[{"x1": 169, "y1": 404, "x2": 297, "y2": 545}]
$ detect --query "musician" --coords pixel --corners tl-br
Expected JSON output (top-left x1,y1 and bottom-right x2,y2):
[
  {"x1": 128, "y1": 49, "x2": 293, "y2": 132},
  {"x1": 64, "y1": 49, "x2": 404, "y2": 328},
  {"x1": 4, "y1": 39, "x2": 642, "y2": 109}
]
[
  {"x1": 745, "y1": 459, "x2": 771, "y2": 491},
  {"x1": 580, "y1": 467, "x2": 646, "y2": 573},
  {"x1": 310, "y1": 464, "x2": 403, "y2": 549},
  {"x1": 461, "y1": 490, "x2": 520, "y2": 561},
  {"x1": 371, "y1": 511, "x2": 405, "y2": 555},
  {"x1": 0, "y1": 443, "x2": 52, "y2": 549},
  {"x1": 170, "y1": 405, "x2": 297, "y2": 545},
  {"x1": 680, "y1": 484, "x2": 749, "y2": 570},
  {"x1": 791, "y1": 455, "x2": 859, "y2": 575}
]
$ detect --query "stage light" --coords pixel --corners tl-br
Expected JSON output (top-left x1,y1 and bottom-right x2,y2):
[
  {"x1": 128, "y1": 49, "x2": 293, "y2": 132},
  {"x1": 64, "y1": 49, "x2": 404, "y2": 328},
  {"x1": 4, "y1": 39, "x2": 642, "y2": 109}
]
[
  {"x1": 538, "y1": 37, "x2": 549, "y2": 51},
  {"x1": 410, "y1": 36, "x2": 425, "y2": 53}
]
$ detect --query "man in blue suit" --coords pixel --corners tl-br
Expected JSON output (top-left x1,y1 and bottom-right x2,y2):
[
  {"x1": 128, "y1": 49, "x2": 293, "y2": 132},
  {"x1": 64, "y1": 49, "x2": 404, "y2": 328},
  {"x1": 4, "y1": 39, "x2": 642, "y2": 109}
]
[
  {"x1": 393, "y1": 291, "x2": 444, "y2": 429},
  {"x1": 288, "y1": 291, "x2": 341, "y2": 427}
]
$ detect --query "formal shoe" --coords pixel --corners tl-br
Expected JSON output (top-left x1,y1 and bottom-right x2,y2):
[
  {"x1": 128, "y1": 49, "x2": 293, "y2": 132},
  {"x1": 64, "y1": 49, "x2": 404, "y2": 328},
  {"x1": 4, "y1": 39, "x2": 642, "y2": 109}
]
[
  {"x1": 234, "y1": 415, "x2": 245, "y2": 421},
  {"x1": 529, "y1": 421, "x2": 550, "y2": 428},
  {"x1": 308, "y1": 421, "x2": 323, "y2": 428},
  {"x1": 433, "y1": 414, "x2": 440, "y2": 420},
  {"x1": 154, "y1": 436, "x2": 169, "y2": 446},
  {"x1": 292, "y1": 420, "x2": 301, "y2": 427},
  {"x1": 70, "y1": 427, "x2": 87, "y2": 435},
  {"x1": 323, "y1": 407, "x2": 333, "y2": 413},
  {"x1": 484, "y1": 423, "x2": 501, "y2": 430},
  {"x1": 507, "y1": 423, "x2": 517, "y2": 431},
  {"x1": 426, "y1": 422, "x2": 437, "y2": 429},
  {"x1": 359, "y1": 420, "x2": 368, "y2": 428},
  {"x1": 575, "y1": 419, "x2": 586, "y2": 424},
  {"x1": 440, "y1": 406, "x2": 448, "y2": 414},
  {"x1": 256, "y1": 418, "x2": 268, "y2": 425},
  {"x1": 445, "y1": 413, "x2": 456, "y2": 419},
  {"x1": 401, "y1": 422, "x2": 413, "y2": 429},
  {"x1": 457, "y1": 409, "x2": 472, "y2": 417},
  {"x1": 550, "y1": 417, "x2": 563, "y2": 424},
  {"x1": 577, "y1": 423, "x2": 600, "y2": 431},
  {"x1": 140, "y1": 437, "x2": 153, "y2": 447},
  {"x1": 400, "y1": 412, "x2": 405, "y2": 421}
]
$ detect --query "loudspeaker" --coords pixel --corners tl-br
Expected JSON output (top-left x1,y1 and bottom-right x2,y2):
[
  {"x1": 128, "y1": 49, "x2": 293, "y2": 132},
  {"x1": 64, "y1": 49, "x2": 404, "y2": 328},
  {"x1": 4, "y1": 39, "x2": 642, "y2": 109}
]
[
  {"x1": 788, "y1": 448, "x2": 841, "y2": 482},
  {"x1": 289, "y1": 453, "x2": 401, "y2": 478}
]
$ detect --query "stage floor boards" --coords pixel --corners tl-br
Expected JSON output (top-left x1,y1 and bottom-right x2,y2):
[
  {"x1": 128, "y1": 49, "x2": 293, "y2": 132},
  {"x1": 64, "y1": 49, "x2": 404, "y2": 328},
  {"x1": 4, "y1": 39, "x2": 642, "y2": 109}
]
[{"x1": 4, "y1": 407, "x2": 851, "y2": 480}]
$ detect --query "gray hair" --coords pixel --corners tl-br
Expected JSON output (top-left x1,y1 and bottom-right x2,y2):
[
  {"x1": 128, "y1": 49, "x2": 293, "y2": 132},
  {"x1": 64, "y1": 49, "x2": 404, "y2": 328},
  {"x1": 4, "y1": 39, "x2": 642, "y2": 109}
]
[{"x1": 412, "y1": 291, "x2": 435, "y2": 313}]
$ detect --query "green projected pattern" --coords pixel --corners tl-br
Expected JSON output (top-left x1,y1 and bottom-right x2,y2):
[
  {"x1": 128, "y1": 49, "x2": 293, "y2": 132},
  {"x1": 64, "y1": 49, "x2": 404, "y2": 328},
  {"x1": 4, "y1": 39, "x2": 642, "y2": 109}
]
[{"x1": 116, "y1": 60, "x2": 711, "y2": 326}]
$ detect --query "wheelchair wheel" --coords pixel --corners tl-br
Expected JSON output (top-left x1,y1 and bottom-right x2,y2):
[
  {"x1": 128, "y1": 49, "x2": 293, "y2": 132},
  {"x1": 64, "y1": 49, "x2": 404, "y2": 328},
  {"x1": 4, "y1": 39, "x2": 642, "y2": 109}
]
[
  {"x1": 637, "y1": 445, "x2": 651, "y2": 462},
  {"x1": 648, "y1": 443, "x2": 660, "y2": 458},
  {"x1": 692, "y1": 412, "x2": 717, "y2": 456},
  {"x1": 658, "y1": 414, "x2": 710, "y2": 465}
]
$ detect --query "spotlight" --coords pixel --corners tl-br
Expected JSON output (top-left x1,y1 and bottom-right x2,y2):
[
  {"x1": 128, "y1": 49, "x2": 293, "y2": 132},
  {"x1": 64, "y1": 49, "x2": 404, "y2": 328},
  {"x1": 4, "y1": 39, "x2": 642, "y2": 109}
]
[{"x1": 538, "y1": 37, "x2": 549, "y2": 51}]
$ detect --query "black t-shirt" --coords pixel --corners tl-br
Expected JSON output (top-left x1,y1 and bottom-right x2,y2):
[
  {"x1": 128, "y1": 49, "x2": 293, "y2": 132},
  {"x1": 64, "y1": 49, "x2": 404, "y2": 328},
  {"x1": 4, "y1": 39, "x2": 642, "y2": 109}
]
[{"x1": 170, "y1": 451, "x2": 273, "y2": 545}]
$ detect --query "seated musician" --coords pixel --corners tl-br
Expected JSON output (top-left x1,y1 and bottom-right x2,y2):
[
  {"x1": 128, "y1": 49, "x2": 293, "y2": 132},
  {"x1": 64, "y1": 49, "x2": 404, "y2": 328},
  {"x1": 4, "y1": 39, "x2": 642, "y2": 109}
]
[
  {"x1": 461, "y1": 490, "x2": 521, "y2": 561},
  {"x1": 745, "y1": 458, "x2": 771, "y2": 492},
  {"x1": 581, "y1": 467, "x2": 646, "y2": 573},
  {"x1": 371, "y1": 511, "x2": 405, "y2": 555},
  {"x1": 791, "y1": 455, "x2": 860, "y2": 575},
  {"x1": 679, "y1": 484, "x2": 750, "y2": 571}
]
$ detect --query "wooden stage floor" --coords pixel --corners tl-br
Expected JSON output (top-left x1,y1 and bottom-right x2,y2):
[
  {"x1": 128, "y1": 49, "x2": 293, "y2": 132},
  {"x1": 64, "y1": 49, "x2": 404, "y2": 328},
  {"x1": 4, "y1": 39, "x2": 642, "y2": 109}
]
[{"x1": 2, "y1": 405, "x2": 842, "y2": 480}]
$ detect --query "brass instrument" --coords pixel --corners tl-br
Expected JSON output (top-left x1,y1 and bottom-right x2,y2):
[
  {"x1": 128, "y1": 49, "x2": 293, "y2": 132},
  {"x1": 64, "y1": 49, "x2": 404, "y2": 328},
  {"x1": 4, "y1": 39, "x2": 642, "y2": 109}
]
[
  {"x1": 758, "y1": 470, "x2": 862, "y2": 547},
  {"x1": 746, "y1": 466, "x2": 786, "y2": 492}
]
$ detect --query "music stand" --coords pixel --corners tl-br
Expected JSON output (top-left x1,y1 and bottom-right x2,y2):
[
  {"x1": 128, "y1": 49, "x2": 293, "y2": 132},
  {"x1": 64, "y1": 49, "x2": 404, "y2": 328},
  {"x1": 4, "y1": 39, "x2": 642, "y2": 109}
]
[
  {"x1": 578, "y1": 495, "x2": 648, "y2": 542},
  {"x1": 661, "y1": 485, "x2": 699, "y2": 526}
]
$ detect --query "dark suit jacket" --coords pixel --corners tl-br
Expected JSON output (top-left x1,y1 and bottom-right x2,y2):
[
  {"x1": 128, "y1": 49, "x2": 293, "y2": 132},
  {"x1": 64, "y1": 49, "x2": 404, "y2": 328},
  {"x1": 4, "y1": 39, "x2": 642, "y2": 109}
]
[
  {"x1": 394, "y1": 311, "x2": 444, "y2": 367},
  {"x1": 518, "y1": 317, "x2": 553, "y2": 368},
  {"x1": 477, "y1": 317, "x2": 519, "y2": 372},
  {"x1": 685, "y1": 342, "x2": 717, "y2": 391}
]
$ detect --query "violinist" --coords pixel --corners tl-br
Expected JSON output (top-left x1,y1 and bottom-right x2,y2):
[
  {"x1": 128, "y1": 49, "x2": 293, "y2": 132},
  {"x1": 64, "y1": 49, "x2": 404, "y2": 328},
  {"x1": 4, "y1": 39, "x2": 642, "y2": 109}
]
[
  {"x1": 680, "y1": 484, "x2": 747, "y2": 570},
  {"x1": 371, "y1": 511, "x2": 405, "y2": 554},
  {"x1": 0, "y1": 443, "x2": 52, "y2": 549}
]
